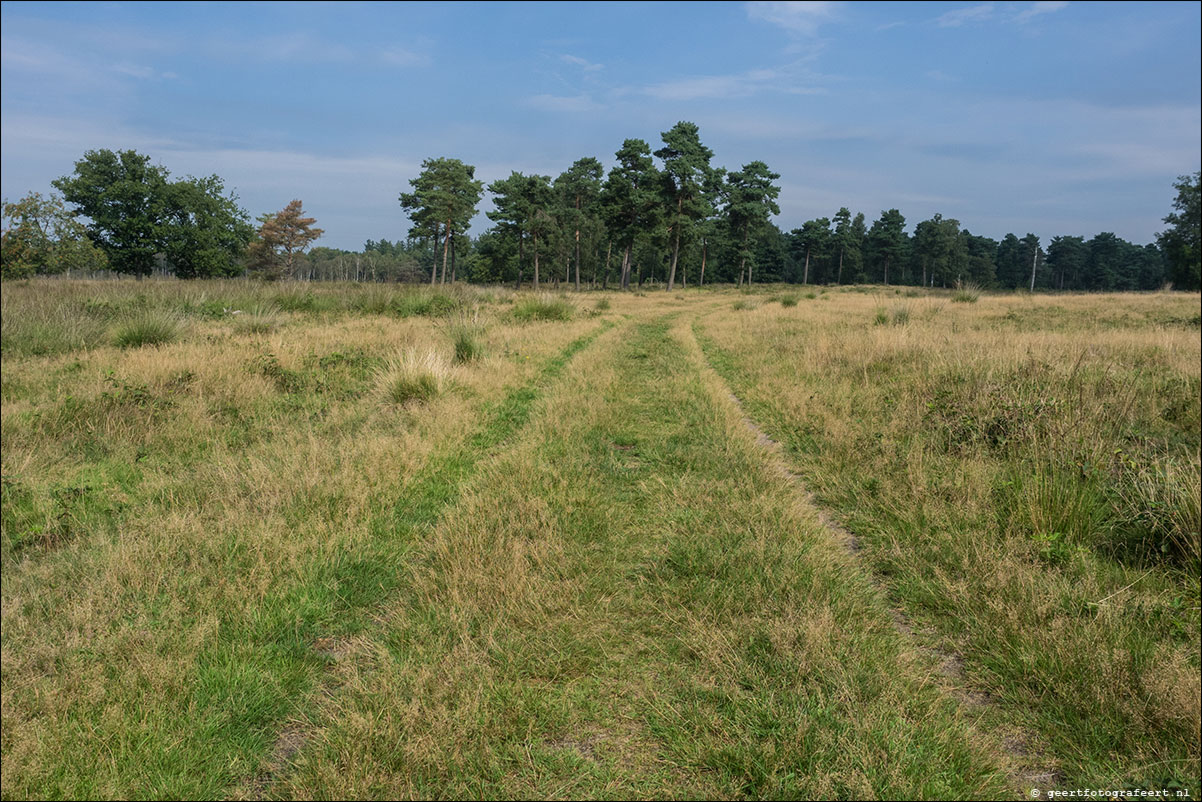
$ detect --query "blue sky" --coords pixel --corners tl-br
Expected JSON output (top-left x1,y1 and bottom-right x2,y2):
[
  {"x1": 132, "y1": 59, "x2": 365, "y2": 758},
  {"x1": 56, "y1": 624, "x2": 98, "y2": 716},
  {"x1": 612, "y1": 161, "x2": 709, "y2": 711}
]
[{"x1": 2, "y1": 1, "x2": 1199, "y2": 250}]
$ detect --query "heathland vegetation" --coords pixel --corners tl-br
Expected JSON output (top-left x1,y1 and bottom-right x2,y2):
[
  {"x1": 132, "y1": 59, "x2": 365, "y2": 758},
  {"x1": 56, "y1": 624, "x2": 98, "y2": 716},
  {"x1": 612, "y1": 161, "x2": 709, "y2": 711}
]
[{"x1": 0, "y1": 279, "x2": 1198, "y2": 798}]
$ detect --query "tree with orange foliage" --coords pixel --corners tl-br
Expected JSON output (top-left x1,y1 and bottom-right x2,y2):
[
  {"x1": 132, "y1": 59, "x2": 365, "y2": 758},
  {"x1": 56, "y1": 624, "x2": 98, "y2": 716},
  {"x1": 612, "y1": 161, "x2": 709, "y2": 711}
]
[{"x1": 247, "y1": 199, "x2": 324, "y2": 280}]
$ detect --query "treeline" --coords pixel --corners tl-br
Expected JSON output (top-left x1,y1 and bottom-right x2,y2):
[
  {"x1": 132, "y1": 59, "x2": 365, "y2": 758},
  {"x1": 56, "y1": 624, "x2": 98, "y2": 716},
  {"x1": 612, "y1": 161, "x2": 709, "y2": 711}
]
[{"x1": 2, "y1": 135, "x2": 1199, "y2": 291}]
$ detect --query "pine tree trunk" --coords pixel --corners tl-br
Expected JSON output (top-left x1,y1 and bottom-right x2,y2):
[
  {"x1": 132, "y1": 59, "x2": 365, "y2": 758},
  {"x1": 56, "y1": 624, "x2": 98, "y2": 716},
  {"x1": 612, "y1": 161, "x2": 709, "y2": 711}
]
[
  {"x1": 450, "y1": 238, "x2": 457, "y2": 284},
  {"x1": 620, "y1": 244, "x2": 632, "y2": 290},
  {"x1": 803, "y1": 247, "x2": 810, "y2": 284},
  {"x1": 533, "y1": 234, "x2": 540, "y2": 290},
  {"x1": 515, "y1": 232, "x2": 524, "y2": 290},
  {"x1": 837, "y1": 247, "x2": 844, "y2": 284},
  {"x1": 884, "y1": 255, "x2": 890, "y2": 286},
  {"x1": 574, "y1": 227, "x2": 581, "y2": 291},
  {"x1": 667, "y1": 198, "x2": 682, "y2": 291},
  {"x1": 602, "y1": 241, "x2": 611, "y2": 290},
  {"x1": 440, "y1": 221, "x2": 452, "y2": 284},
  {"x1": 1029, "y1": 249, "x2": 1038, "y2": 292},
  {"x1": 700, "y1": 240, "x2": 707, "y2": 287}
]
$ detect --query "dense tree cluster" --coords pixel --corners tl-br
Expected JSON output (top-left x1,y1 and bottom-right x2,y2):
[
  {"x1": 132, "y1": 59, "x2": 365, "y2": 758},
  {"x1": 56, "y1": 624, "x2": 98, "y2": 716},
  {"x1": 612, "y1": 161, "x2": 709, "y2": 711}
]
[{"x1": 2, "y1": 142, "x2": 1197, "y2": 291}]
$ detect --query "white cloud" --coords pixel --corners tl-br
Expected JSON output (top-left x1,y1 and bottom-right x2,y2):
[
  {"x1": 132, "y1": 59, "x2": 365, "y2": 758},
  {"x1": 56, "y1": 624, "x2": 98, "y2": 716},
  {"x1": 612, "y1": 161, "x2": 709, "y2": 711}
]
[
  {"x1": 640, "y1": 67, "x2": 822, "y2": 101},
  {"x1": 1015, "y1": 1, "x2": 1069, "y2": 23},
  {"x1": 560, "y1": 54, "x2": 603, "y2": 71},
  {"x1": 524, "y1": 94, "x2": 601, "y2": 113},
  {"x1": 746, "y1": 1, "x2": 838, "y2": 36},
  {"x1": 935, "y1": 4, "x2": 995, "y2": 27}
]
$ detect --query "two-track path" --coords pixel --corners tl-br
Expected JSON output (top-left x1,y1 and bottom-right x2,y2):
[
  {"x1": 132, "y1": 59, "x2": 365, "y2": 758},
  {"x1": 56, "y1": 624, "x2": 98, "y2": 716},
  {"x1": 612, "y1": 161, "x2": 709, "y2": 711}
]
[{"x1": 238, "y1": 311, "x2": 1014, "y2": 800}]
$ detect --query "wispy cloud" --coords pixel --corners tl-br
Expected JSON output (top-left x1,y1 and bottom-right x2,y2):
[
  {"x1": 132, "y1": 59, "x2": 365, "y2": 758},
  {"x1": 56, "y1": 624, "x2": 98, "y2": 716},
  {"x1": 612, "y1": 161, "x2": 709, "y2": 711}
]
[
  {"x1": 560, "y1": 54, "x2": 603, "y2": 71},
  {"x1": 936, "y1": 4, "x2": 995, "y2": 28},
  {"x1": 936, "y1": 1, "x2": 1068, "y2": 28},
  {"x1": 523, "y1": 93, "x2": 601, "y2": 113},
  {"x1": 640, "y1": 67, "x2": 823, "y2": 101},
  {"x1": 1015, "y1": 1, "x2": 1069, "y2": 24},
  {"x1": 746, "y1": 1, "x2": 839, "y2": 36},
  {"x1": 379, "y1": 48, "x2": 429, "y2": 67}
]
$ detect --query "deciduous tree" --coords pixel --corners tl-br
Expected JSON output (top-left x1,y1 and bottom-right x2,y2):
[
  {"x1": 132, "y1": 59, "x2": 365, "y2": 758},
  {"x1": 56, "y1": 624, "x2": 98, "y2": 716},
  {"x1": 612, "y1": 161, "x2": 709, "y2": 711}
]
[
  {"x1": 1, "y1": 192, "x2": 106, "y2": 279},
  {"x1": 1157, "y1": 171, "x2": 1200, "y2": 290}
]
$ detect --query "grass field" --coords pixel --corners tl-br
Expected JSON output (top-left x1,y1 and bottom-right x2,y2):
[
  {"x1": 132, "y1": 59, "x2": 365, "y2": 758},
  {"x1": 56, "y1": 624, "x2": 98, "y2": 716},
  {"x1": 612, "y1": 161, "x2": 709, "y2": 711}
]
[{"x1": 2, "y1": 279, "x2": 1199, "y2": 800}]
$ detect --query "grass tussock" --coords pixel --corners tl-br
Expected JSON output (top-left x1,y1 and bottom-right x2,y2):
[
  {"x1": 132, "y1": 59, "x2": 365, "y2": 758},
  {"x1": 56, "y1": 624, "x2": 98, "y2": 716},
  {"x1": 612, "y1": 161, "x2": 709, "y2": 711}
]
[
  {"x1": 111, "y1": 310, "x2": 182, "y2": 348},
  {"x1": 377, "y1": 349, "x2": 451, "y2": 405},
  {"x1": 511, "y1": 294, "x2": 574, "y2": 322},
  {"x1": 951, "y1": 280, "x2": 982, "y2": 303},
  {"x1": 449, "y1": 314, "x2": 487, "y2": 364}
]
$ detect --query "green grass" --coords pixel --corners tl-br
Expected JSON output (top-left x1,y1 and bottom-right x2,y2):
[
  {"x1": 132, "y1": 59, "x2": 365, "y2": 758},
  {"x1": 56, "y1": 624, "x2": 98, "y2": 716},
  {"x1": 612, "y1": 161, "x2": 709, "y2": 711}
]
[
  {"x1": 511, "y1": 294, "x2": 575, "y2": 322},
  {"x1": 2, "y1": 280, "x2": 1198, "y2": 799},
  {"x1": 111, "y1": 311, "x2": 183, "y2": 348},
  {"x1": 695, "y1": 290, "x2": 1201, "y2": 793}
]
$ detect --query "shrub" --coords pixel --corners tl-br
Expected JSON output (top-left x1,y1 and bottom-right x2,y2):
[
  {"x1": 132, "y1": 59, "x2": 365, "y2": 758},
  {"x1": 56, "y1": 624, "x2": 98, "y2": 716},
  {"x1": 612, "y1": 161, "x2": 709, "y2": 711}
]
[
  {"x1": 595, "y1": 297, "x2": 612, "y2": 312},
  {"x1": 732, "y1": 299, "x2": 757, "y2": 311},
  {"x1": 112, "y1": 312, "x2": 181, "y2": 349},
  {"x1": 377, "y1": 349, "x2": 450, "y2": 405},
  {"x1": 779, "y1": 293, "x2": 800, "y2": 307}
]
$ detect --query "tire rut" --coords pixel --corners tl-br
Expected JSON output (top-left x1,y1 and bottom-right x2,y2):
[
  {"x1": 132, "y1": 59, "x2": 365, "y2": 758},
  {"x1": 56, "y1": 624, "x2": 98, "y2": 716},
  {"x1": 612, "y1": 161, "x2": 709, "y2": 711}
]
[{"x1": 685, "y1": 317, "x2": 1061, "y2": 798}]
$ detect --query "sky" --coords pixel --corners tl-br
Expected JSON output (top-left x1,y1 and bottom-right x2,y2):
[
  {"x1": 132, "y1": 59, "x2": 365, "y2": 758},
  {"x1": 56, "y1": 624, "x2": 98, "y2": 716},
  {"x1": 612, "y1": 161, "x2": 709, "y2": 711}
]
[{"x1": 2, "y1": 0, "x2": 1200, "y2": 251}]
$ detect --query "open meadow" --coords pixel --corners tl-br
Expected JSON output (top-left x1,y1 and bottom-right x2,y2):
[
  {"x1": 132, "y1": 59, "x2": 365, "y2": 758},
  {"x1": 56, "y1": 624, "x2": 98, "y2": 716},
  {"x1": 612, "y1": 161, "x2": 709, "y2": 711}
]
[{"x1": 1, "y1": 280, "x2": 1199, "y2": 800}]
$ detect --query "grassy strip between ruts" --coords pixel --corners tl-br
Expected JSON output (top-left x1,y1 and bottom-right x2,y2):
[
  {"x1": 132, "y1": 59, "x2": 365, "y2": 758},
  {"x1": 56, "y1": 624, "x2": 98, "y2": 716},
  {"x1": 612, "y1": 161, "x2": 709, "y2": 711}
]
[
  {"x1": 692, "y1": 297, "x2": 1201, "y2": 795},
  {"x1": 0, "y1": 320, "x2": 610, "y2": 800},
  {"x1": 261, "y1": 314, "x2": 1007, "y2": 800}
]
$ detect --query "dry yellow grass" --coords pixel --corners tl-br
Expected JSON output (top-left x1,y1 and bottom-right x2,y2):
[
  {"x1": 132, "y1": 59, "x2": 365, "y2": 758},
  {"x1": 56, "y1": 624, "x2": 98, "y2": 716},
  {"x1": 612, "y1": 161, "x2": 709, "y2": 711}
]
[{"x1": 2, "y1": 280, "x2": 1198, "y2": 798}]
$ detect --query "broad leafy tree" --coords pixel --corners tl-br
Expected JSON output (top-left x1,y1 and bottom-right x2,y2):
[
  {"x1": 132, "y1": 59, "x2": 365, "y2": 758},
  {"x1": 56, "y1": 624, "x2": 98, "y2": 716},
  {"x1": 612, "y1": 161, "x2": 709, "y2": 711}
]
[
  {"x1": 1, "y1": 192, "x2": 107, "y2": 279},
  {"x1": 161, "y1": 176, "x2": 253, "y2": 279},
  {"x1": 1157, "y1": 171, "x2": 1200, "y2": 290},
  {"x1": 53, "y1": 149, "x2": 171, "y2": 277}
]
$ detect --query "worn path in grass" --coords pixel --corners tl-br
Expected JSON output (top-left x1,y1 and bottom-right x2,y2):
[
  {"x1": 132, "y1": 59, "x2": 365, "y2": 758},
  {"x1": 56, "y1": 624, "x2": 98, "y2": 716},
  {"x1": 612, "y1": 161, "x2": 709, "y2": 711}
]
[
  {"x1": 1, "y1": 318, "x2": 610, "y2": 800},
  {"x1": 255, "y1": 312, "x2": 1008, "y2": 800}
]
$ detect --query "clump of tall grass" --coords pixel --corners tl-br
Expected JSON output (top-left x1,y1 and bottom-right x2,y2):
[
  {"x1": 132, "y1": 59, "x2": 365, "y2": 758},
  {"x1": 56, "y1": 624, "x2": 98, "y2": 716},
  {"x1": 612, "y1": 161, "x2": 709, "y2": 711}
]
[
  {"x1": 393, "y1": 290, "x2": 461, "y2": 318},
  {"x1": 376, "y1": 349, "x2": 451, "y2": 405},
  {"x1": 1111, "y1": 456, "x2": 1201, "y2": 567},
  {"x1": 778, "y1": 293, "x2": 800, "y2": 307},
  {"x1": 731, "y1": 299, "x2": 757, "y2": 311},
  {"x1": 232, "y1": 304, "x2": 281, "y2": 335},
  {"x1": 952, "y1": 281, "x2": 981, "y2": 303},
  {"x1": 448, "y1": 313, "x2": 486, "y2": 364},
  {"x1": 511, "y1": 294, "x2": 574, "y2": 322},
  {"x1": 595, "y1": 297, "x2": 612, "y2": 312},
  {"x1": 872, "y1": 305, "x2": 910, "y2": 326},
  {"x1": 111, "y1": 311, "x2": 182, "y2": 348}
]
